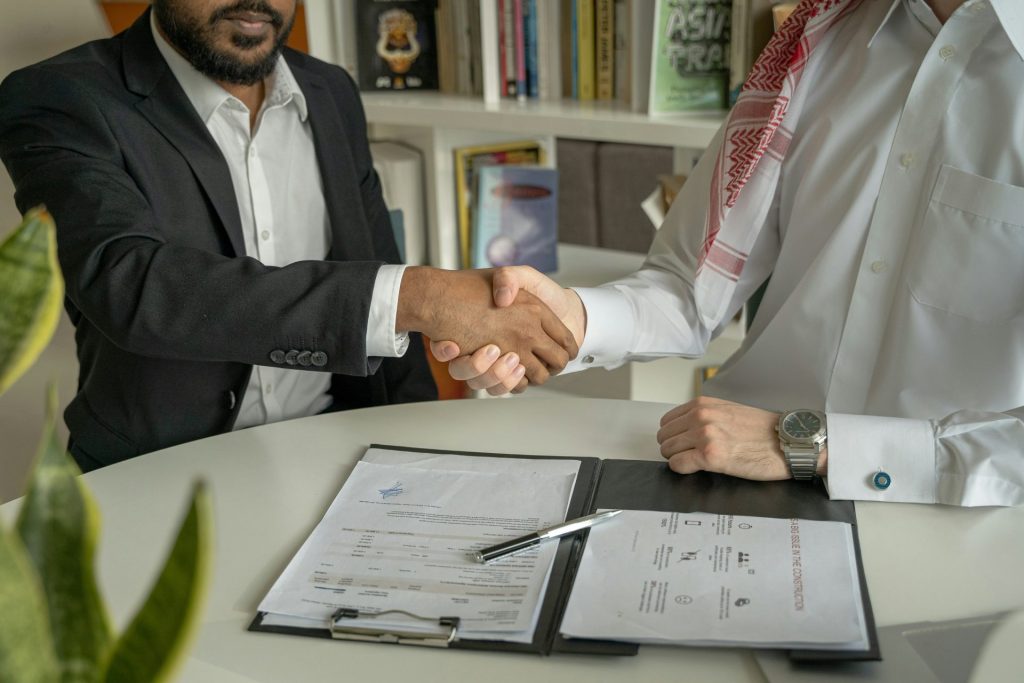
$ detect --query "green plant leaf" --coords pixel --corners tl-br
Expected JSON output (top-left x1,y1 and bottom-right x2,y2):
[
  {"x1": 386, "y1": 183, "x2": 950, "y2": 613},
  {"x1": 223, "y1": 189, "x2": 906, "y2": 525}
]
[
  {"x1": 0, "y1": 525, "x2": 60, "y2": 682},
  {"x1": 0, "y1": 206, "x2": 64, "y2": 396},
  {"x1": 104, "y1": 481, "x2": 213, "y2": 683},
  {"x1": 16, "y1": 386, "x2": 112, "y2": 683}
]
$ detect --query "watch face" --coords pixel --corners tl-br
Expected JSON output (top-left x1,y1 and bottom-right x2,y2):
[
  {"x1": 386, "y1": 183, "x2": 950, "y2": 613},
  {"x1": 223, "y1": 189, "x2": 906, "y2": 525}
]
[{"x1": 782, "y1": 411, "x2": 822, "y2": 439}]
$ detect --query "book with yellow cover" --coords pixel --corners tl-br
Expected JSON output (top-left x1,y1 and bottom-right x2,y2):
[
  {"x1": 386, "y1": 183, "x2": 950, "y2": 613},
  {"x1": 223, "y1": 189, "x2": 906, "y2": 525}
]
[
  {"x1": 576, "y1": 0, "x2": 596, "y2": 100},
  {"x1": 453, "y1": 140, "x2": 544, "y2": 267}
]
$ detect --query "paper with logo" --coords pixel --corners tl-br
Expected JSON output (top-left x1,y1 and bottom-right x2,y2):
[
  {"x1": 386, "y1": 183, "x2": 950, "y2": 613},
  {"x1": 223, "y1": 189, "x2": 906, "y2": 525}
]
[
  {"x1": 257, "y1": 448, "x2": 579, "y2": 643},
  {"x1": 561, "y1": 510, "x2": 869, "y2": 650}
]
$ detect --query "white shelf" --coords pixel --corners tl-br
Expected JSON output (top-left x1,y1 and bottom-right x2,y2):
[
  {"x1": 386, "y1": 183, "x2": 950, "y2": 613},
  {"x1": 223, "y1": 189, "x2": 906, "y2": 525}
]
[{"x1": 363, "y1": 92, "x2": 725, "y2": 148}]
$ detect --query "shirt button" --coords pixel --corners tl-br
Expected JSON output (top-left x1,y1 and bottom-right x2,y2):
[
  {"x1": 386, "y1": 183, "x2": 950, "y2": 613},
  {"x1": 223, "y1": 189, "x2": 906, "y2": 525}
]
[
  {"x1": 249, "y1": 146, "x2": 257, "y2": 157},
  {"x1": 870, "y1": 260, "x2": 888, "y2": 274},
  {"x1": 263, "y1": 384, "x2": 272, "y2": 395},
  {"x1": 899, "y1": 152, "x2": 914, "y2": 169},
  {"x1": 261, "y1": 230, "x2": 270, "y2": 241},
  {"x1": 582, "y1": 355, "x2": 595, "y2": 364},
  {"x1": 939, "y1": 45, "x2": 956, "y2": 61}
]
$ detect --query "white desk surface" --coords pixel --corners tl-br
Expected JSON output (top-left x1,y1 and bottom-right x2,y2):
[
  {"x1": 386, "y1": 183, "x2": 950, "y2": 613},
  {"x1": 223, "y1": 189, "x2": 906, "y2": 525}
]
[{"x1": 4, "y1": 397, "x2": 1023, "y2": 682}]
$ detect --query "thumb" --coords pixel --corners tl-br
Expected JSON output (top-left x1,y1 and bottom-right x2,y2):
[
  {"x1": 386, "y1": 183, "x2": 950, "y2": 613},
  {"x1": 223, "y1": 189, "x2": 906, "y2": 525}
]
[
  {"x1": 429, "y1": 339, "x2": 461, "y2": 362},
  {"x1": 492, "y1": 266, "x2": 530, "y2": 308}
]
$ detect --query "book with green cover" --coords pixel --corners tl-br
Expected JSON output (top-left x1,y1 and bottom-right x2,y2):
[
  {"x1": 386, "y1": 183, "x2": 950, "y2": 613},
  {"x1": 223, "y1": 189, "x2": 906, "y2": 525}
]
[{"x1": 649, "y1": 0, "x2": 731, "y2": 114}]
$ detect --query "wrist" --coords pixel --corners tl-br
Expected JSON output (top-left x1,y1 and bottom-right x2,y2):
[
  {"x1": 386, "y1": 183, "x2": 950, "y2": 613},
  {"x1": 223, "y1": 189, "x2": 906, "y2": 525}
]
[
  {"x1": 565, "y1": 288, "x2": 587, "y2": 346},
  {"x1": 816, "y1": 447, "x2": 828, "y2": 477},
  {"x1": 396, "y1": 266, "x2": 440, "y2": 335}
]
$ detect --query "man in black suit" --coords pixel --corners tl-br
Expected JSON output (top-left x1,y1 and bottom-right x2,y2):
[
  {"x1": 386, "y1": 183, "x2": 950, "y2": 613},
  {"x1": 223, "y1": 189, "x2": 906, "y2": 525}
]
[{"x1": 0, "y1": 0, "x2": 576, "y2": 471}]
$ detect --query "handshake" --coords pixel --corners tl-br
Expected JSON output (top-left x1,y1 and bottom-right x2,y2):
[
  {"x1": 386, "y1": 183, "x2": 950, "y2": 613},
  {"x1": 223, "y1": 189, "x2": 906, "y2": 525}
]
[{"x1": 397, "y1": 265, "x2": 584, "y2": 395}]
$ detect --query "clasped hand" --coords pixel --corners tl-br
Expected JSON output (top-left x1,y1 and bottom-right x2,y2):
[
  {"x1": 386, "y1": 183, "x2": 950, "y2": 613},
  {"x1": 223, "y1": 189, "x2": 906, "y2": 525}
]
[{"x1": 400, "y1": 267, "x2": 578, "y2": 384}]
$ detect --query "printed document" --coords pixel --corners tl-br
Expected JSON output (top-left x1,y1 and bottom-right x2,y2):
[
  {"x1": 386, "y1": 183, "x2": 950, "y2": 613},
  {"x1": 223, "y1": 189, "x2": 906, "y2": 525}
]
[
  {"x1": 561, "y1": 510, "x2": 868, "y2": 649},
  {"x1": 258, "y1": 447, "x2": 579, "y2": 643}
]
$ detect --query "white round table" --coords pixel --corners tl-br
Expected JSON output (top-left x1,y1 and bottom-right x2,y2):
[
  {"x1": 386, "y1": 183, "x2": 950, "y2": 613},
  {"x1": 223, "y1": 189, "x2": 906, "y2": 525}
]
[{"x1": 4, "y1": 398, "x2": 1023, "y2": 682}]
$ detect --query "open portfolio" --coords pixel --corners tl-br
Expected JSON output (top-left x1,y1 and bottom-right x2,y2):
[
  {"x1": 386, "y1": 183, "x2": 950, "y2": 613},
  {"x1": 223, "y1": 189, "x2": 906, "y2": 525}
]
[{"x1": 251, "y1": 446, "x2": 876, "y2": 658}]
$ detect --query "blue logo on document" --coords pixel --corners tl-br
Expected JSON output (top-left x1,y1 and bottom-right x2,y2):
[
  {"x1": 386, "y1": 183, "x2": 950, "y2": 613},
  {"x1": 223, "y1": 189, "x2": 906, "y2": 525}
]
[{"x1": 379, "y1": 481, "x2": 405, "y2": 499}]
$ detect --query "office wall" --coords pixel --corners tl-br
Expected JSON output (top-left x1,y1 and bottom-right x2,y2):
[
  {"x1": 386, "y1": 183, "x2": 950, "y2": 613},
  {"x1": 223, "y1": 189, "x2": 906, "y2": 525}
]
[{"x1": 0, "y1": 2, "x2": 109, "y2": 502}]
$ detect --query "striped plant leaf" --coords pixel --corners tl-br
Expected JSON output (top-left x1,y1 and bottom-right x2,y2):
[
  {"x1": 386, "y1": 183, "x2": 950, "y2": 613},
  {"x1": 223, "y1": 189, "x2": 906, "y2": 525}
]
[
  {"x1": 0, "y1": 525, "x2": 59, "y2": 682},
  {"x1": 104, "y1": 482, "x2": 213, "y2": 683},
  {"x1": 16, "y1": 386, "x2": 112, "y2": 683},
  {"x1": 0, "y1": 207, "x2": 63, "y2": 396}
]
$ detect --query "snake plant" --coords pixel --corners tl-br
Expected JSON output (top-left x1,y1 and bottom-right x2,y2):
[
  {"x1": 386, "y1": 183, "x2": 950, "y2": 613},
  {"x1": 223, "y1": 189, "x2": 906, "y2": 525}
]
[{"x1": 0, "y1": 208, "x2": 212, "y2": 682}]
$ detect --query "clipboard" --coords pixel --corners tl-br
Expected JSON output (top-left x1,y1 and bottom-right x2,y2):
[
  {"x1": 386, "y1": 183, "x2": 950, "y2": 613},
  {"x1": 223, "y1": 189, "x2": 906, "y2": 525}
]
[{"x1": 250, "y1": 444, "x2": 879, "y2": 661}]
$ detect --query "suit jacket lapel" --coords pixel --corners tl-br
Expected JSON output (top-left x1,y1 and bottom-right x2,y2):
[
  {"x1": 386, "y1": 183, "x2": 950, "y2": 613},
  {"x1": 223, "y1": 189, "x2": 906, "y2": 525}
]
[
  {"x1": 121, "y1": 10, "x2": 247, "y2": 257},
  {"x1": 289, "y1": 63, "x2": 373, "y2": 263}
]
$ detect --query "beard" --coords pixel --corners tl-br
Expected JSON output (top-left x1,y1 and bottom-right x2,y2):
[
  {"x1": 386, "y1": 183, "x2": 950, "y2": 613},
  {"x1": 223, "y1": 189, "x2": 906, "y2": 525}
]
[{"x1": 153, "y1": 0, "x2": 295, "y2": 85}]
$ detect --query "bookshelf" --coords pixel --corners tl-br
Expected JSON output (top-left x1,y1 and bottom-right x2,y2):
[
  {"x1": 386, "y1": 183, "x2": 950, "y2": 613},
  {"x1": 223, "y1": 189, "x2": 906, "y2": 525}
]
[{"x1": 304, "y1": 0, "x2": 737, "y2": 403}]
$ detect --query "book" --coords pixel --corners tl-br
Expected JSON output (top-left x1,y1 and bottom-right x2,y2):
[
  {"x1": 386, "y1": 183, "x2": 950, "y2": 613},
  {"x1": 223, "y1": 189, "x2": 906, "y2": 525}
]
[
  {"x1": 453, "y1": 140, "x2": 544, "y2": 268},
  {"x1": 514, "y1": 0, "x2": 527, "y2": 100},
  {"x1": 596, "y1": 0, "x2": 615, "y2": 100},
  {"x1": 614, "y1": 0, "x2": 630, "y2": 103},
  {"x1": 561, "y1": 0, "x2": 575, "y2": 98},
  {"x1": 648, "y1": 0, "x2": 731, "y2": 114},
  {"x1": 251, "y1": 444, "x2": 880, "y2": 660},
  {"x1": 576, "y1": 0, "x2": 596, "y2": 100},
  {"x1": 370, "y1": 141, "x2": 427, "y2": 266},
  {"x1": 471, "y1": 165, "x2": 559, "y2": 273},
  {"x1": 524, "y1": 0, "x2": 540, "y2": 98},
  {"x1": 629, "y1": 0, "x2": 656, "y2": 112},
  {"x1": 537, "y1": 0, "x2": 563, "y2": 100},
  {"x1": 499, "y1": 0, "x2": 518, "y2": 96},
  {"x1": 354, "y1": 0, "x2": 440, "y2": 92}
]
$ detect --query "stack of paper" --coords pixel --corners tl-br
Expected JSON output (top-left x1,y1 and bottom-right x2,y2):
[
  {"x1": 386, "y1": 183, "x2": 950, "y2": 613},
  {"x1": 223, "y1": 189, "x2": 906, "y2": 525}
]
[
  {"x1": 258, "y1": 448, "x2": 579, "y2": 644},
  {"x1": 561, "y1": 510, "x2": 869, "y2": 651}
]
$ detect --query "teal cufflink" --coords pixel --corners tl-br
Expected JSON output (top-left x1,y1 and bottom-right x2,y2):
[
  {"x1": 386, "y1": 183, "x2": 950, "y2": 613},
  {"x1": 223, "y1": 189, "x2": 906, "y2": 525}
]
[{"x1": 872, "y1": 471, "x2": 891, "y2": 490}]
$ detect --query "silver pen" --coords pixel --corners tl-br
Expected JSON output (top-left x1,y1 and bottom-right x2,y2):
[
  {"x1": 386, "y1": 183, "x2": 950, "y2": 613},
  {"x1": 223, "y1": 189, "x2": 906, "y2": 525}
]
[{"x1": 474, "y1": 509, "x2": 623, "y2": 563}]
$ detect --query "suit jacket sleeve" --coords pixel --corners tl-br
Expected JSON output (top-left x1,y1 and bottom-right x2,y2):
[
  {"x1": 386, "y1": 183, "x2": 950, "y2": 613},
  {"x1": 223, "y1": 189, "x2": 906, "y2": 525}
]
[{"x1": 0, "y1": 61, "x2": 430, "y2": 399}]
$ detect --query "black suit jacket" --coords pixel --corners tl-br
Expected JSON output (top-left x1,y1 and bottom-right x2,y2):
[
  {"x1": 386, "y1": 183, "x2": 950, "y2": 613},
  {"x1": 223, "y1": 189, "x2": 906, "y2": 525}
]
[{"x1": 0, "y1": 12, "x2": 437, "y2": 470}]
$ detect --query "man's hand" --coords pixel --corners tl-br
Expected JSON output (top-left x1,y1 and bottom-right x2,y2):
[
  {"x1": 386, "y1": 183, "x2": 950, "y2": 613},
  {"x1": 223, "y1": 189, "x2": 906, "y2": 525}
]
[
  {"x1": 398, "y1": 267, "x2": 578, "y2": 385},
  {"x1": 657, "y1": 396, "x2": 792, "y2": 480},
  {"x1": 430, "y1": 266, "x2": 586, "y2": 394}
]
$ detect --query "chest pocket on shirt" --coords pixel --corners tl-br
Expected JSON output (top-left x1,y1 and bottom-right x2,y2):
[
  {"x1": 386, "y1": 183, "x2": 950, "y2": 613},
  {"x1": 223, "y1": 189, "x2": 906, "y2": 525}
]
[{"x1": 908, "y1": 165, "x2": 1024, "y2": 323}]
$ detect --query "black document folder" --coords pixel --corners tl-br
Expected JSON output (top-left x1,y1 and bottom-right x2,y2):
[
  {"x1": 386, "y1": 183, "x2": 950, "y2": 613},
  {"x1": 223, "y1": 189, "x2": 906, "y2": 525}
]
[{"x1": 250, "y1": 444, "x2": 880, "y2": 661}]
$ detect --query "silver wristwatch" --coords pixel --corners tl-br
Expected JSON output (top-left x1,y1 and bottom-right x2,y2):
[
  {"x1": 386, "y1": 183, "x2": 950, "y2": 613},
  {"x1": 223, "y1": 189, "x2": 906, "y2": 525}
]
[{"x1": 776, "y1": 409, "x2": 827, "y2": 480}]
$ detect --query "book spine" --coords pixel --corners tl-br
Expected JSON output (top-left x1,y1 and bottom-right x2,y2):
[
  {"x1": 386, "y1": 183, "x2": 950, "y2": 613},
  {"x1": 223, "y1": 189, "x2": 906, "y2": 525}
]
[
  {"x1": 571, "y1": 0, "x2": 579, "y2": 98},
  {"x1": 561, "y1": 0, "x2": 574, "y2": 98},
  {"x1": 501, "y1": 0, "x2": 518, "y2": 96},
  {"x1": 525, "y1": 0, "x2": 539, "y2": 99},
  {"x1": 595, "y1": 0, "x2": 614, "y2": 100},
  {"x1": 631, "y1": 0, "x2": 654, "y2": 112},
  {"x1": 537, "y1": 0, "x2": 562, "y2": 100},
  {"x1": 514, "y1": 0, "x2": 527, "y2": 101},
  {"x1": 614, "y1": 0, "x2": 629, "y2": 103},
  {"x1": 576, "y1": 0, "x2": 595, "y2": 101}
]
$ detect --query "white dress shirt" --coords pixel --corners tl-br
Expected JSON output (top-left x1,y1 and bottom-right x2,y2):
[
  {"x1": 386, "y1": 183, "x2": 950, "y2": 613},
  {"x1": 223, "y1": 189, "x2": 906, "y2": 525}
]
[
  {"x1": 573, "y1": 0, "x2": 1024, "y2": 506},
  {"x1": 152, "y1": 18, "x2": 408, "y2": 430}
]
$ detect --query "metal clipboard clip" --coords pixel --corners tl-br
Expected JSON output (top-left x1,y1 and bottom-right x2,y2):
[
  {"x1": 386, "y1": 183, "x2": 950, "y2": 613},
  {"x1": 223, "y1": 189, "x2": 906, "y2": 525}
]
[{"x1": 328, "y1": 608, "x2": 461, "y2": 648}]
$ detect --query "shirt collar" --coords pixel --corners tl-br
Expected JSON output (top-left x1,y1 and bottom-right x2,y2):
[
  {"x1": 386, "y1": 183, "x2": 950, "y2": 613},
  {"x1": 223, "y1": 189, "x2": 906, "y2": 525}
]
[
  {"x1": 868, "y1": 0, "x2": 1024, "y2": 61},
  {"x1": 149, "y1": 12, "x2": 308, "y2": 123}
]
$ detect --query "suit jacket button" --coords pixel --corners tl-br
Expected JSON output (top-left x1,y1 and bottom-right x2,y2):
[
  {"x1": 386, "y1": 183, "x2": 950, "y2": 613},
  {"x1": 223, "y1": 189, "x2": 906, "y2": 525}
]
[
  {"x1": 269, "y1": 349, "x2": 285, "y2": 364},
  {"x1": 297, "y1": 350, "x2": 312, "y2": 367},
  {"x1": 311, "y1": 351, "x2": 328, "y2": 367},
  {"x1": 284, "y1": 350, "x2": 299, "y2": 365}
]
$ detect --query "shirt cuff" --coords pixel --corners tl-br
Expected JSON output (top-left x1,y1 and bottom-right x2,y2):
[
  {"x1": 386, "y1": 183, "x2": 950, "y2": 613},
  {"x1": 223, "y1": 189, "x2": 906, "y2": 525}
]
[
  {"x1": 365, "y1": 264, "x2": 410, "y2": 358},
  {"x1": 825, "y1": 412, "x2": 936, "y2": 504},
  {"x1": 565, "y1": 286, "x2": 635, "y2": 372}
]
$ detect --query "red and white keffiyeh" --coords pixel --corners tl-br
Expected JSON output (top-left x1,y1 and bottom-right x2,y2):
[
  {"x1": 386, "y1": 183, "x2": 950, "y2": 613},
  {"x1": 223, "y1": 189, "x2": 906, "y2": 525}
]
[{"x1": 695, "y1": 0, "x2": 864, "y2": 327}]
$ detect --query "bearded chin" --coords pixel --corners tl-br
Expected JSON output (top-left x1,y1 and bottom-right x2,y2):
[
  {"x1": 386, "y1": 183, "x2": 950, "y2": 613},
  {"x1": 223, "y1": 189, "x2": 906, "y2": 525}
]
[{"x1": 153, "y1": 2, "x2": 295, "y2": 86}]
